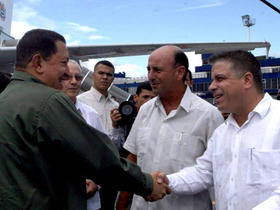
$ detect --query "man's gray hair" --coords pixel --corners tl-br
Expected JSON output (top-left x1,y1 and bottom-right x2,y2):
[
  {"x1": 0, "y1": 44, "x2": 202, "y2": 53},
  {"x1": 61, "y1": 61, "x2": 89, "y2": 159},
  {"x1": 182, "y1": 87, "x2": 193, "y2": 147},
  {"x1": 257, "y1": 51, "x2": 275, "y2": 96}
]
[{"x1": 68, "y1": 59, "x2": 82, "y2": 71}]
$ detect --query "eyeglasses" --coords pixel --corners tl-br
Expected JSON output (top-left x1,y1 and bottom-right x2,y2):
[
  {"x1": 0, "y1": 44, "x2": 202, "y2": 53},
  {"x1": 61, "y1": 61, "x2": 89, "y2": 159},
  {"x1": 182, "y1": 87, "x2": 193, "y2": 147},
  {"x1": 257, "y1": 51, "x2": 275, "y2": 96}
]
[{"x1": 61, "y1": 73, "x2": 83, "y2": 81}]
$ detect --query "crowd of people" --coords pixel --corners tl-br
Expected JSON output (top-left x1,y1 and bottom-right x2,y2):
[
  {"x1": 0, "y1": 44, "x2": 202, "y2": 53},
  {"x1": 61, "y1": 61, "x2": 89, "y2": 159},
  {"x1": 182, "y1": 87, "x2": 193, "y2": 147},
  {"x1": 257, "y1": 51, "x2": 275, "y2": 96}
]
[{"x1": 0, "y1": 28, "x2": 280, "y2": 210}]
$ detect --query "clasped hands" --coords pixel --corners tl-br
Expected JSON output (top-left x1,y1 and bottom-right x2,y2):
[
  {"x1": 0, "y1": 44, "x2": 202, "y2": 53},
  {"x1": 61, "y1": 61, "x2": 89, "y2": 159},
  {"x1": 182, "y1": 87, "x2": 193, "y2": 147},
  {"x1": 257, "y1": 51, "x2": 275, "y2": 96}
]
[{"x1": 145, "y1": 171, "x2": 171, "y2": 202}]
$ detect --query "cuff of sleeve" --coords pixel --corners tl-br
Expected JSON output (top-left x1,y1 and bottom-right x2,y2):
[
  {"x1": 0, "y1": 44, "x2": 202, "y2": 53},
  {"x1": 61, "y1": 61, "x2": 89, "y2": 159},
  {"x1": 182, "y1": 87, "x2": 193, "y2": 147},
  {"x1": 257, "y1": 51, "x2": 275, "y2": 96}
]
[
  {"x1": 167, "y1": 174, "x2": 176, "y2": 191},
  {"x1": 136, "y1": 173, "x2": 153, "y2": 197},
  {"x1": 112, "y1": 127, "x2": 121, "y2": 135}
]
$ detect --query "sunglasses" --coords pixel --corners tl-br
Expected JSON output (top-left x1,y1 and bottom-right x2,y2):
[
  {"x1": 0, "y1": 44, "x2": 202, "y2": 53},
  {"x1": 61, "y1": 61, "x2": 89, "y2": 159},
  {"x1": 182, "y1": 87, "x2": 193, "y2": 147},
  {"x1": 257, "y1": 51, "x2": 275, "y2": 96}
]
[{"x1": 61, "y1": 73, "x2": 83, "y2": 81}]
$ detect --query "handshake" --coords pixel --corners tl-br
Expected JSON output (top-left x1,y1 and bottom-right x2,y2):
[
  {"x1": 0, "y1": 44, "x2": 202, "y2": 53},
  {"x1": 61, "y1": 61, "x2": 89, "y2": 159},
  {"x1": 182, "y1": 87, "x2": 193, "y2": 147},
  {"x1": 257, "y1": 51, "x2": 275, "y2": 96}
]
[{"x1": 145, "y1": 171, "x2": 171, "y2": 202}]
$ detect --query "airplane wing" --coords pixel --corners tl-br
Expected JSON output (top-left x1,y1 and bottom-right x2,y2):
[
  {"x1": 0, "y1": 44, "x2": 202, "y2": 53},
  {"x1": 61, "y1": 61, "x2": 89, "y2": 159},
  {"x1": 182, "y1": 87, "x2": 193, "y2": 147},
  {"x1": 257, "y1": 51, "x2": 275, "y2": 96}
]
[
  {"x1": 68, "y1": 42, "x2": 271, "y2": 60},
  {"x1": 0, "y1": 41, "x2": 271, "y2": 74}
]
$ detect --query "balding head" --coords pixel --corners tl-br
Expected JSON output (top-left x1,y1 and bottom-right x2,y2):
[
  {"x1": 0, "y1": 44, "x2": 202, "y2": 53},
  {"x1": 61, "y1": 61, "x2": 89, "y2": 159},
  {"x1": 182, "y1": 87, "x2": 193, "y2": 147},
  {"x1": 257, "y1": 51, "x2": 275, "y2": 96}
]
[
  {"x1": 150, "y1": 46, "x2": 179, "y2": 64},
  {"x1": 147, "y1": 45, "x2": 188, "y2": 97},
  {"x1": 150, "y1": 45, "x2": 189, "y2": 79}
]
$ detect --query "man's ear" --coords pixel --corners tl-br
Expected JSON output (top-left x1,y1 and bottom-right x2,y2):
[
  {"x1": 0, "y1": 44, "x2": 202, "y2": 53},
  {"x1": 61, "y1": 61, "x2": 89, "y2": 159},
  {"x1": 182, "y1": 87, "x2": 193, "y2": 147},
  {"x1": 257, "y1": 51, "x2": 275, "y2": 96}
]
[
  {"x1": 133, "y1": 94, "x2": 138, "y2": 104},
  {"x1": 176, "y1": 66, "x2": 186, "y2": 81},
  {"x1": 243, "y1": 72, "x2": 254, "y2": 89},
  {"x1": 31, "y1": 54, "x2": 44, "y2": 74}
]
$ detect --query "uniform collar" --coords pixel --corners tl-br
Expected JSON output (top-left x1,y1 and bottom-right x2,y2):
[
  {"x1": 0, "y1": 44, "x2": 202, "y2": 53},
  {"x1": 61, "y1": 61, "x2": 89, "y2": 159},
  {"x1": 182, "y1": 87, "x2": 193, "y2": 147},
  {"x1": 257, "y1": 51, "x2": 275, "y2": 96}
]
[{"x1": 12, "y1": 70, "x2": 43, "y2": 84}]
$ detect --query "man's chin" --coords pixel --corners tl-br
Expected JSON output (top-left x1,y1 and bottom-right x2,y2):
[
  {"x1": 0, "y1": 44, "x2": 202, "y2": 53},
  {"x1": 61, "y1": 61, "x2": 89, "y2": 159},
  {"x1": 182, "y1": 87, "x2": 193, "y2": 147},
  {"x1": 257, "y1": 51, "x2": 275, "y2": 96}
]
[
  {"x1": 151, "y1": 88, "x2": 158, "y2": 95},
  {"x1": 217, "y1": 105, "x2": 230, "y2": 114}
]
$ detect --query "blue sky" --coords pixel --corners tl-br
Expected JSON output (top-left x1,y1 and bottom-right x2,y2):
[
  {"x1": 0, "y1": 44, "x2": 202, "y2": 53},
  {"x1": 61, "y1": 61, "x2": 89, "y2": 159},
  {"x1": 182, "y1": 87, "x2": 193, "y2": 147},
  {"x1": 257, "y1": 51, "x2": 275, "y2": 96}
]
[{"x1": 11, "y1": 0, "x2": 280, "y2": 77}]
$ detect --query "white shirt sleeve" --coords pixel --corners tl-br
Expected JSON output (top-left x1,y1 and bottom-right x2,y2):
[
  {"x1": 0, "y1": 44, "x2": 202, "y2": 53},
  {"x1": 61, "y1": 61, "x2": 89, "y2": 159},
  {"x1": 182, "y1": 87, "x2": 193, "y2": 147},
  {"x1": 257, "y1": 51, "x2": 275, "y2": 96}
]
[
  {"x1": 93, "y1": 114, "x2": 106, "y2": 134},
  {"x1": 123, "y1": 106, "x2": 144, "y2": 155},
  {"x1": 167, "y1": 137, "x2": 214, "y2": 195}
]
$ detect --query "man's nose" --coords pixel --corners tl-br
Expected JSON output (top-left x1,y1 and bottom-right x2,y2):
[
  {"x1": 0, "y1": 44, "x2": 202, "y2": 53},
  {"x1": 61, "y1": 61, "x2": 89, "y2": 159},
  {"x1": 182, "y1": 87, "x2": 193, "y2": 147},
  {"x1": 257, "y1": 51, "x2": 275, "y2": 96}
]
[
  {"x1": 208, "y1": 81, "x2": 216, "y2": 91},
  {"x1": 148, "y1": 70, "x2": 155, "y2": 80},
  {"x1": 102, "y1": 73, "x2": 109, "y2": 79},
  {"x1": 70, "y1": 76, "x2": 77, "y2": 84}
]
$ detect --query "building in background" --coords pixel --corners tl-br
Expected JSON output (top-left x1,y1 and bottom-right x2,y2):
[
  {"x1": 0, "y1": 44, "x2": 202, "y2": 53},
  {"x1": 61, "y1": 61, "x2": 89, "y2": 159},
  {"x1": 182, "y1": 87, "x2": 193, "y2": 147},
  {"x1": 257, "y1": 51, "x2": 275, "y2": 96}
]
[{"x1": 0, "y1": 0, "x2": 14, "y2": 44}]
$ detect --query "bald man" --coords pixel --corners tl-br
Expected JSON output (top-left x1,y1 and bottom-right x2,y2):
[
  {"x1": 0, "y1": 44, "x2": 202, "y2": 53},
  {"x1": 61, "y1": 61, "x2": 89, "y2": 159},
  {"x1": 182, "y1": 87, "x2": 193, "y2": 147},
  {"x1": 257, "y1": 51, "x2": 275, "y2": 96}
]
[{"x1": 121, "y1": 46, "x2": 223, "y2": 210}]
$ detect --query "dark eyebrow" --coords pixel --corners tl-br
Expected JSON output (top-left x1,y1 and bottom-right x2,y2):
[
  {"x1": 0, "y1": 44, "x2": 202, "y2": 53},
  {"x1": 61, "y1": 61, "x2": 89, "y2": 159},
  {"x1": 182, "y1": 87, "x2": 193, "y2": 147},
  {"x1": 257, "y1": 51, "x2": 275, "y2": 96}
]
[{"x1": 147, "y1": 66, "x2": 161, "y2": 71}]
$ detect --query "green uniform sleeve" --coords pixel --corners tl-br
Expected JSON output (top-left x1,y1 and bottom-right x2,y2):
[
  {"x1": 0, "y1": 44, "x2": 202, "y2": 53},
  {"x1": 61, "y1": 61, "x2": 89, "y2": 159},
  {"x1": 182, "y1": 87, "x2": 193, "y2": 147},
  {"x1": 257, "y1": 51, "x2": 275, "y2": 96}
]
[{"x1": 36, "y1": 92, "x2": 153, "y2": 197}]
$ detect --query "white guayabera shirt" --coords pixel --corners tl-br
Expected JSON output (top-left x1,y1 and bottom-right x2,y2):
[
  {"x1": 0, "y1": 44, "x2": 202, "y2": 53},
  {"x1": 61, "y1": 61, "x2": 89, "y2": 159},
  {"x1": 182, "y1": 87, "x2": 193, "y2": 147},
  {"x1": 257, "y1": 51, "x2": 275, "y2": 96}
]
[
  {"x1": 78, "y1": 87, "x2": 119, "y2": 134},
  {"x1": 168, "y1": 93, "x2": 280, "y2": 210},
  {"x1": 124, "y1": 87, "x2": 224, "y2": 210}
]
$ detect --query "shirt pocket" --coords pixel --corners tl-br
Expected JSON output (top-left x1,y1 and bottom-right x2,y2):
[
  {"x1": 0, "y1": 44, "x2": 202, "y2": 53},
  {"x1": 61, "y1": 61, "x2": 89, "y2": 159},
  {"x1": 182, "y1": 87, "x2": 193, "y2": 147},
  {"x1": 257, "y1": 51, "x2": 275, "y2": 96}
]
[
  {"x1": 169, "y1": 132, "x2": 205, "y2": 165},
  {"x1": 246, "y1": 149, "x2": 280, "y2": 188}
]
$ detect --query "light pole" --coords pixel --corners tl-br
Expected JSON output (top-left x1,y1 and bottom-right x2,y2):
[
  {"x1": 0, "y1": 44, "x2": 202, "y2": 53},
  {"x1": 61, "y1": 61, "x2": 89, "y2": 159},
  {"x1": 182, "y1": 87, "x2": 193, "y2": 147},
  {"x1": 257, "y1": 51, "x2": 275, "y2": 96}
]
[{"x1": 241, "y1": 15, "x2": 255, "y2": 42}]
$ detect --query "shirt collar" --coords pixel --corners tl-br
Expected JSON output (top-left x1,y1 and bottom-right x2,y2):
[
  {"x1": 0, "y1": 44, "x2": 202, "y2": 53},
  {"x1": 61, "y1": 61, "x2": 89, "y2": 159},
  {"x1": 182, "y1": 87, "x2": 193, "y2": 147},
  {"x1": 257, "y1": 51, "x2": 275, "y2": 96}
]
[
  {"x1": 180, "y1": 86, "x2": 193, "y2": 112},
  {"x1": 249, "y1": 93, "x2": 271, "y2": 119},
  {"x1": 226, "y1": 93, "x2": 271, "y2": 126},
  {"x1": 75, "y1": 100, "x2": 81, "y2": 109},
  {"x1": 90, "y1": 86, "x2": 115, "y2": 102},
  {"x1": 154, "y1": 86, "x2": 192, "y2": 112}
]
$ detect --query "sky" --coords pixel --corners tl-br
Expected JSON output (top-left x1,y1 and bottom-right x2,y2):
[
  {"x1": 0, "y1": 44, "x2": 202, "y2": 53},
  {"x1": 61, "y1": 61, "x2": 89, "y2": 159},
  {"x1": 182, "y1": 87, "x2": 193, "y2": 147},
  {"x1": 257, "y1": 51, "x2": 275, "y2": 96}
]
[{"x1": 10, "y1": 0, "x2": 280, "y2": 77}]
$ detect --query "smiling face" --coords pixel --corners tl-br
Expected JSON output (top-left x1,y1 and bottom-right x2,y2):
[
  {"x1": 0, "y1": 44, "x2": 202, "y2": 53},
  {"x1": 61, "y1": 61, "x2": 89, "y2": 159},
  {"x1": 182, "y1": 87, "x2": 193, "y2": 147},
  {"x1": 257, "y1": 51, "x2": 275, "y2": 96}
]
[
  {"x1": 147, "y1": 47, "x2": 179, "y2": 97},
  {"x1": 40, "y1": 41, "x2": 69, "y2": 90},
  {"x1": 209, "y1": 60, "x2": 245, "y2": 113}
]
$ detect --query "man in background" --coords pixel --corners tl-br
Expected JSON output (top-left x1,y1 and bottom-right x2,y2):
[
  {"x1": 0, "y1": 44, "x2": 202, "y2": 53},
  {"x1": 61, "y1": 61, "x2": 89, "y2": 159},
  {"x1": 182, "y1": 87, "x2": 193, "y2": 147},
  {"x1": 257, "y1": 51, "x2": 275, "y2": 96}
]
[
  {"x1": 78, "y1": 60, "x2": 121, "y2": 210},
  {"x1": 61, "y1": 60, "x2": 105, "y2": 210},
  {"x1": 185, "y1": 69, "x2": 193, "y2": 88},
  {"x1": 78, "y1": 60, "x2": 118, "y2": 134}
]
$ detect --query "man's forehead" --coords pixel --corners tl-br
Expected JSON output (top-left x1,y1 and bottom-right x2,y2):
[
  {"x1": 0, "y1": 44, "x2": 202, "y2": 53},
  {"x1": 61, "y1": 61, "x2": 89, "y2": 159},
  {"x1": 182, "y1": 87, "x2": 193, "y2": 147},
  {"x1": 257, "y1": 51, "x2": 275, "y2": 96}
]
[
  {"x1": 211, "y1": 61, "x2": 235, "y2": 77},
  {"x1": 149, "y1": 50, "x2": 174, "y2": 66},
  {"x1": 95, "y1": 64, "x2": 114, "y2": 71},
  {"x1": 140, "y1": 89, "x2": 155, "y2": 96},
  {"x1": 55, "y1": 41, "x2": 68, "y2": 55},
  {"x1": 68, "y1": 62, "x2": 81, "y2": 73},
  {"x1": 212, "y1": 60, "x2": 232, "y2": 71}
]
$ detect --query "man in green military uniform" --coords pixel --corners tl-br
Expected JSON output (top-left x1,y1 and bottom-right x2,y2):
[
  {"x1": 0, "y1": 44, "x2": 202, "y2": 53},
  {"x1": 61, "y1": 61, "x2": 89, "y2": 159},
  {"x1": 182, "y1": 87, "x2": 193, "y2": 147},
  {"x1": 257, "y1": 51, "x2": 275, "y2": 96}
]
[{"x1": 0, "y1": 29, "x2": 170, "y2": 210}]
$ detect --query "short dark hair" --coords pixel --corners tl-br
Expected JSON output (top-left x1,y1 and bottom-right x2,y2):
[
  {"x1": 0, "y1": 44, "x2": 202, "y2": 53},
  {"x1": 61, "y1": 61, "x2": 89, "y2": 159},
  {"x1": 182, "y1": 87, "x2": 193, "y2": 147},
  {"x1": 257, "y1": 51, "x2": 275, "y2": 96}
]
[
  {"x1": 136, "y1": 81, "x2": 152, "y2": 95},
  {"x1": 209, "y1": 50, "x2": 263, "y2": 92},
  {"x1": 15, "y1": 29, "x2": 66, "y2": 68},
  {"x1": 186, "y1": 69, "x2": 193, "y2": 81},
  {"x1": 94, "y1": 60, "x2": 115, "y2": 72},
  {"x1": 174, "y1": 49, "x2": 189, "y2": 81}
]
